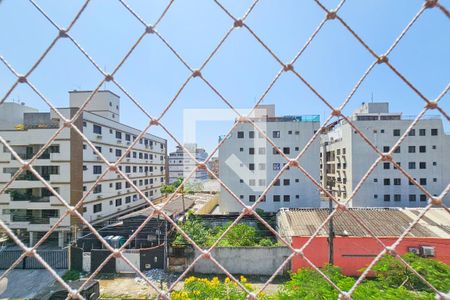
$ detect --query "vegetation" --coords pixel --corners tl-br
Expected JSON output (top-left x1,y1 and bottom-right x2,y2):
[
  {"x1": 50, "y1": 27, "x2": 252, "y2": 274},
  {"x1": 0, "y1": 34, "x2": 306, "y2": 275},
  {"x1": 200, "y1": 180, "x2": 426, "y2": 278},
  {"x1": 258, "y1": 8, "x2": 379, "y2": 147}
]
[
  {"x1": 274, "y1": 253, "x2": 450, "y2": 300},
  {"x1": 172, "y1": 214, "x2": 277, "y2": 247},
  {"x1": 62, "y1": 270, "x2": 81, "y2": 281},
  {"x1": 171, "y1": 276, "x2": 257, "y2": 300},
  {"x1": 170, "y1": 254, "x2": 449, "y2": 300}
]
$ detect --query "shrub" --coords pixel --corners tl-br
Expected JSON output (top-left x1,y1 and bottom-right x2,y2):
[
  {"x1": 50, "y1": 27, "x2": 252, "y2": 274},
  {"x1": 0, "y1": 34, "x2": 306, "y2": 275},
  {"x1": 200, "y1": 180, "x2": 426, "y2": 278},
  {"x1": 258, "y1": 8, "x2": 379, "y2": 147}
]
[{"x1": 171, "y1": 276, "x2": 257, "y2": 300}]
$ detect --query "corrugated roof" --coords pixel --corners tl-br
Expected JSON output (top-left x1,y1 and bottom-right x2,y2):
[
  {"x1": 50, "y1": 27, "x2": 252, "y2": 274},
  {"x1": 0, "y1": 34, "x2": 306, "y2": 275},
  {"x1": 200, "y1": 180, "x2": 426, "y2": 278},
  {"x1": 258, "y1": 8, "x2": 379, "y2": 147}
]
[
  {"x1": 278, "y1": 208, "x2": 450, "y2": 238},
  {"x1": 118, "y1": 195, "x2": 194, "y2": 220}
]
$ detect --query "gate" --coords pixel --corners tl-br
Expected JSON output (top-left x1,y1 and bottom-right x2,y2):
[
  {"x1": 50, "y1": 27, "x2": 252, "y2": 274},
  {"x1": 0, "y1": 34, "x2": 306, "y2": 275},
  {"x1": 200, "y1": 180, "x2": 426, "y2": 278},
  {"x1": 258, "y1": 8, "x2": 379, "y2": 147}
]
[
  {"x1": 140, "y1": 245, "x2": 164, "y2": 271},
  {"x1": 0, "y1": 249, "x2": 67, "y2": 269},
  {"x1": 90, "y1": 249, "x2": 116, "y2": 273}
]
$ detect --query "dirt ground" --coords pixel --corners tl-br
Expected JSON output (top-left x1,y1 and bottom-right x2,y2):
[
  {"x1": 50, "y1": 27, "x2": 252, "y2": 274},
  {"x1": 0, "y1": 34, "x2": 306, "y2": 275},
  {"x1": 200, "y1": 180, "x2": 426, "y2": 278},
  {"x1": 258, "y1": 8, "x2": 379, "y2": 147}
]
[{"x1": 98, "y1": 274, "x2": 283, "y2": 299}]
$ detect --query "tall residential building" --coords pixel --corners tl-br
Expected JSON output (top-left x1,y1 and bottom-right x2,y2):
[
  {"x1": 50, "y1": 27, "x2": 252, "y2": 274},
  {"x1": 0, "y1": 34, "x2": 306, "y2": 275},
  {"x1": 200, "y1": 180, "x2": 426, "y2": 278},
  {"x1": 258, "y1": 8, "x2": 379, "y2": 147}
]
[
  {"x1": 320, "y1": 102, "x2": 450, "y2": 207},
  {"x1": 168, "y1": 144, "x2": 208, "y2": 184},
  {"x1": 0, "y1": 90, "x2": 167, "y2": 247},
  {"x1": 218, "y1": 105, "x2": 321, "y2": 213}
]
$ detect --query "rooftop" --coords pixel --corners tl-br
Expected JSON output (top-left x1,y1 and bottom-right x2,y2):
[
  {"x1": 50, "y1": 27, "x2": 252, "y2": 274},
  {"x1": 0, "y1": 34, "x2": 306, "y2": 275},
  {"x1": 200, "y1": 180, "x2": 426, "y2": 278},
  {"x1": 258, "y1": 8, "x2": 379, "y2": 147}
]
[{"x1": 277, "y1": 208, "x2": 450, "y2": 238}]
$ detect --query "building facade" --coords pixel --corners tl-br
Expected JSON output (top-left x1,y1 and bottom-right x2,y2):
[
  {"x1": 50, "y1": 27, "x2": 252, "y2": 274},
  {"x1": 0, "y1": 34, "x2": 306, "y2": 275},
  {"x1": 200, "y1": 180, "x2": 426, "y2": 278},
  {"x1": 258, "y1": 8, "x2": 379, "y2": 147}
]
[
  {"x1": 0, "y1": 90, "x2": 167, "y2": 247},
  {"x1": 218, "y1": 105, "x2": 321, "y2": 213},
  {"x1": 168, "y1": 144, "x2": 208, "y2": 184},
  {"x1": 277, "y1": 208, "x2": 450, "y2": 276},
  {"x1": 320, "y1": 102, "x2": 450, "y2": 207}
]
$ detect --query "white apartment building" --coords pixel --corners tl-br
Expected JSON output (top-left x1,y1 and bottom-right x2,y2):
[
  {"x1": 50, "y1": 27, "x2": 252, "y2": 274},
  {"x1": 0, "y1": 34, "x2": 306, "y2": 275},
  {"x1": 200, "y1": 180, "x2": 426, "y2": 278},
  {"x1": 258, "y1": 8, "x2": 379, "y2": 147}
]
[
  {"x1": 320, "y1": 102, "x2": 450, "y2": 207},
  {"x1": 218, "y1": 105, "x2": 321, "y2": 213},
  {"x1": 168, "y1": 144, "x2": 208, "y2": 184},
  {"x1": 0, "y1": 90, "x2": 167, "y2": 247}
]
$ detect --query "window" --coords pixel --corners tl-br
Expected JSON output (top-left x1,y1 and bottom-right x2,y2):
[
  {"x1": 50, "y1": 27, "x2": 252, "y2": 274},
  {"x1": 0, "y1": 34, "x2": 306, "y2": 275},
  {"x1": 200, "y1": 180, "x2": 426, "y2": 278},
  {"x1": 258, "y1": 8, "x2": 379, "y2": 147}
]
[
  {"x1": 258, "y1": 163, "x2": 265, "y2": 170},
  {"x1": 239, "y1": 179, "x2": 244, "y2": 183},
  {"x1": 295, "y1": 179, "x2": 299, "y2": 183},
  {"x1": 283, "y1": 179, "x2": 290, "y2": 186},
  {"x1": 409, "y1": 194, "x2": 416, "y2": 202},
  {"x1": 419, "y1": 129, "x2": 426, "y2": 136},
  {"x1": 283, "y1": 147, "x2": 290, "y2": 154},
  {"x1": 272, "y1": 131, "x2": 280, "y2": 138},
  {"x1": 258, "y1": 147, "x2": 266, "y2": 155},
  {"x1": 393, "y1": 129, "x2": 400, "y2": 136},
  {"x1": 288, "y1": 130, "x2": 292, "y2": 135},
  {"x1": 431, "y1": 128, "x2": 438, "y2": 136},
  {"x1": 433, "y1": 178, "x2": 437, "y2": 182},
  {"x1": 93, "y1": 184, "x2": 102, "y2": 194},
  {"x1": 239, "y1": 195, "x2": 244, "y2": 199},
  {"x1": 240, "y1": 147, "x2": 244, "y2": 152},
  {"x1": 125, "y1": 166, "x2": 131, "y2": 173},
  {"x1": 394, "y1": 146, "x2": 400, "y2": 153},
  {"x1": 93, "y1": 124, "x2": 102, "y2": 134},
  {"x1": 93, "y1": 203, "x2": 102, "y2": 213},
  {"x1": 420, "y1": 194, "x2": 427, "y2": 202},
  {"x1": 125, "y1": 134, "x2": 131, "y2": 141},
  {"x1": 283, "y1": 195, "x2": 290, "y2": 202},
  {"x1": 393, "y1": 178, "x2": 401, "y2": 185},
  {"x1": 374, "y1": 194, "x2": 378, "y2": 199},
  {"x1": 125, "y1": 196, "x2": 131, "y2": 203},
  {"x1": 249, "y1": 179, "x2": 255, "y2": 186},
  {"x1": 249, "y1": 195, "x2": 256, "y2": 202},
  {"x1": 383, "y1": 146, "x2": 390, "y2": 152},
  {"x1": 249, "y1": 148, "x2": 255, "y2": 155},
  {"x1": 93, "y1": 165, "x2": 102, "y2": 174},
  {"x1": 248, "y1": 163, "x2": 255, "y2": 171},
  {"x1": 295, "y1": 147, "x2": 299, "y2": 151},
  {"x1": 408, "y1": 162, "x2": 416, "y2": 169},
  {"x1": 408, "y1": 129, "x2": 415, "y2": 136},
  {"x1": 383, "y1": 163, "x2": 390, "y2": 170},
  {"x1": 384, "y1": 194, "x2": 390, "y2": 202},
  {"x1": 433, "y1": 162, "x2": 437, "y2": 166},
  {"x1": 419, "y1": 178, "x2": 427, "y2": 185},
  {"x1": 116, "y1": 131, "x2": 122, "y2": 139},
  {"x1": 115, "y1": 149, "x2": 122, "y2": 157},
  {"x1": 419, "y1": 162, "x2": 426, "y2": 169},
  {"x1": 383, "y1": 178, "x2": 390, "y2": 186},
  {"x1": 419, "y1": 146, "x2": 426, "y2": 153},
  {"x1": 249, "y1": 131, "x2": 255, "y2": 139},
  {"x1": 273, "y1": 148, "x2": 280, "y2": 155},
  {"x1": 258, "y1": 179, "x2": 266, "y2": 186},
  {"x1": 115, "y1": 198, "x2": 122, "y2": 206},
  {"x1": 273, "y1": 163, "x2": 281, "y2": 171},
  {"x1": 273, "y1": 195, "x2": 280, "y2": 202},
  {"x1": 394, "y1": 194, "x2": 401, "y2": 201},
  {"x1": 274, "y1": 179, "x2": 280, "y2": 186},
  {"x1": 83, "y1": 165, "x2": 87, "y2": 171},
  {"x1": 237, "y1": 131, "x2": 244, "y2": 138},
  {"x1": 381, "y1": 129, "x2": 385, "y2": 133},
  {"x1": 409, "y1": 178, "x2": 416, "y2": 186},
  {"x1": 295, "y1": 131, "x2": 300, "y2": 135},
  {"x1": 115, "y1": 182, "x2": 122, "y2": 190},
  {"x1": 432, "y1": 145, "x2": 436, "y2": 150},
  {"x1": 408, "y1": 146, "x2": 415, "y2": 153},
  {"x1": 373, "y1": 178, "x2": 378, "y2": 183}
]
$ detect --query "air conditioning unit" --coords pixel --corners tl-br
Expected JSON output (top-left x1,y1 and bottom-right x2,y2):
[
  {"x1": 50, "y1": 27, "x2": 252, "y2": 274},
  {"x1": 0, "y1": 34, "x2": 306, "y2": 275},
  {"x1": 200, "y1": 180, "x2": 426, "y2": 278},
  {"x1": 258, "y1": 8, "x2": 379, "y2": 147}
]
[
  {"x1": 126, "y1": 159, "x2": 130, "y2": 162},
  {"x1": 96, "y1": 135, "x2": 102, "y2": 139},
  {"x1": 96, "y1": 156, "x2": 102, "y2": 161},
  {"x1": 117, "y1": 140, "x2": 122, "y2": 144},
  {"x1": 127, "y1": 141, "x2": 131, "y2": 146},
  {"x1": 118, "y1": 191, "x2": 122, "y2": 195},
  {"x1": 420, "y1": 246, "x2": 435, "y2": 257}
]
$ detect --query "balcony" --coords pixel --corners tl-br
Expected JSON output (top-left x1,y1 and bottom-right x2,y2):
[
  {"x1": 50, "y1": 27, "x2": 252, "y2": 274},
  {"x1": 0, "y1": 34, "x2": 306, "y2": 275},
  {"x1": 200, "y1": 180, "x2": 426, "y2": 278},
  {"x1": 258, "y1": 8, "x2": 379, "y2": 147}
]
[{"x1": 16, "y1": 171, "x2": 50, "y2": 181}]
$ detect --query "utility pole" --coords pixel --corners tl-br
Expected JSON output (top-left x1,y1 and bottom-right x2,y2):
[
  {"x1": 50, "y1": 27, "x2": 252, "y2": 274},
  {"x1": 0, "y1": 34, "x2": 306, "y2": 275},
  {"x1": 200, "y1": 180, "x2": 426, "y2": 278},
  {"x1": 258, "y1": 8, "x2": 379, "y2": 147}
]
[{"x1": 328, "y1": 197, "x2": 334, "y2": 265}]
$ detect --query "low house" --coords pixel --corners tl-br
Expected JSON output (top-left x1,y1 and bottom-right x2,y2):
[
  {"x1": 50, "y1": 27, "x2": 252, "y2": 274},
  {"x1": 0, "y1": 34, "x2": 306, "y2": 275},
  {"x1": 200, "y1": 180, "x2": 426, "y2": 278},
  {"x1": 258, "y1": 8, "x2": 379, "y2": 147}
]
[{"x1": 277, "y1": 208, "x2": 450, "y2": 276}]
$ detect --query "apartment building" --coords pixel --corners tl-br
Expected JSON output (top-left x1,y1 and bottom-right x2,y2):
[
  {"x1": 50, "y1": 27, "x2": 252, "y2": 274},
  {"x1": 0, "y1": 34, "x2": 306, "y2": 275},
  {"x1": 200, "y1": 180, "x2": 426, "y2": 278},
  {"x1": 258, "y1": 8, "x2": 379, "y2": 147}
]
[
  {"x1": 218, "y1": 105, "x2": 321, "y2": 213},
  {"x1": 168, "y1": 144, "x2": 208, "y2": 183},
  {"x1": 320, "y1": 102, "x2": 450, "y2": 207},
  {"x1": 0, "y1": 90, "x2": 167, "y2": 247}
]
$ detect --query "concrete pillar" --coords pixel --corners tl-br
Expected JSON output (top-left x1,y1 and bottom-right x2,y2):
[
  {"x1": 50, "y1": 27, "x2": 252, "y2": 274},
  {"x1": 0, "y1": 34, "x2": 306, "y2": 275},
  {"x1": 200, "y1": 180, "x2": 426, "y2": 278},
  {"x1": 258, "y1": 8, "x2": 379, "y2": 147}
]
[
  {"x1": 58, "y1": 231, "x2": 64, "y2": 248},
  {"x1": 29, "y1": 232, "x2": 35, "y2": 247}
]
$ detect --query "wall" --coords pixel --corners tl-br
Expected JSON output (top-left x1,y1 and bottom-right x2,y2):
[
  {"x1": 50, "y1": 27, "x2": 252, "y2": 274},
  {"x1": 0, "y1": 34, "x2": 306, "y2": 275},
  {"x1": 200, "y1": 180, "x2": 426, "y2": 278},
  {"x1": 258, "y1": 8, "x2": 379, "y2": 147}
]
[
  {"x1": 194, "y1": 247, "x2": 291, "y2": 275},
  {"x1": 116, "y1": 251, "x2": 140, "y2": 273},
  {"x1": 292, "y1": 236, "x2": 450, "y2": 276}
]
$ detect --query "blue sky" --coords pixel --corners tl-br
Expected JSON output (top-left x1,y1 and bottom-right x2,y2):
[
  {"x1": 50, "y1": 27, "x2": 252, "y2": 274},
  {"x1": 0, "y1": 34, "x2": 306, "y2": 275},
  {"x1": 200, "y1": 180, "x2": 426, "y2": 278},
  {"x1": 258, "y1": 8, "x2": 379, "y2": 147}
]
[{"x1": 0, "y1": 0, "x2": 448, "y2": 154}]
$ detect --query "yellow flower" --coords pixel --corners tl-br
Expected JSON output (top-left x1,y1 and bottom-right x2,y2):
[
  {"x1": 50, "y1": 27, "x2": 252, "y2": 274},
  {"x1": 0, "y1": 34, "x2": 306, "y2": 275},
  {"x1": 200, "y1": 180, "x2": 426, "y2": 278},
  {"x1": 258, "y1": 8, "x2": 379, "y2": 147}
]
[
  {"x1": 240, "y1": 275, "x2": 247, "y2": 283},
  {"x1": 225, "y1": 277, "x2": 231, "y2": 284}
]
